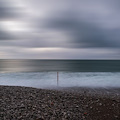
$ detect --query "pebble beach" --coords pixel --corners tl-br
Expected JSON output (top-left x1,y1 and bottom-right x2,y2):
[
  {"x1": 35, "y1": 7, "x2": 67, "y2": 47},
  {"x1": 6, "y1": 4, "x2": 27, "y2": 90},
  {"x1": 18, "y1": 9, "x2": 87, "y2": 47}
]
[{"x1": 0, "y1": 85, "x2": 120, "y2": 120}]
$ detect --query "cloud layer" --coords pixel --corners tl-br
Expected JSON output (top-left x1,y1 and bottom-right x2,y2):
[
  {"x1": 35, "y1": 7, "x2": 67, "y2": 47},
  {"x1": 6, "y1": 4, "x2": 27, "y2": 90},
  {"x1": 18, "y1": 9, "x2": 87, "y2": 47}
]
[{"x1": 0, "y1": 0, "x2": 120, "y2": 59}]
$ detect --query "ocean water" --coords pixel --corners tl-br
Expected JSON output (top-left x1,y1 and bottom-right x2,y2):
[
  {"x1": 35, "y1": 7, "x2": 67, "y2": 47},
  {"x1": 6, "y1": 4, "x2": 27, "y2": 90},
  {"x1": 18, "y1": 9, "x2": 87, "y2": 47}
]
[
  {"x1": 0, "y1": 72, "x2": 120, "y2": 88},
  {"x1": 0, "y1": 60, "x2": 120, "y2": 88},
  {"x1": 0, "y1": 60, "x2": 120, "y2": 72}
]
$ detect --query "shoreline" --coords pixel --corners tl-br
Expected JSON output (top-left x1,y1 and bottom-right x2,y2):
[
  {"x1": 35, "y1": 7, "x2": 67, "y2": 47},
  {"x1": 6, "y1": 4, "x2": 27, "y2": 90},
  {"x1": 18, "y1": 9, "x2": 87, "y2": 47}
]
[{"x1": 0, "y1": 85, "x2": 120, "y2": 120}]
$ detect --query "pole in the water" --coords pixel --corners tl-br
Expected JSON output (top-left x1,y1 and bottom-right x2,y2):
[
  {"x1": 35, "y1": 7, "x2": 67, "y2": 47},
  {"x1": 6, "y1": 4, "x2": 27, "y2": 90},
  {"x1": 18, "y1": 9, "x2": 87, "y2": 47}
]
[{"x1": 57, "y1": 72, "x2": 59, "y2": 86}]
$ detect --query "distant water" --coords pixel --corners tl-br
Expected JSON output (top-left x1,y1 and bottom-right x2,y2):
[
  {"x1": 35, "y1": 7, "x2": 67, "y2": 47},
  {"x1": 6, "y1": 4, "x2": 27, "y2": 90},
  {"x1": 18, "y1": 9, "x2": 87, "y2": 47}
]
[
  {"x1": 0, "y1": 60, "x2": 120, "y2": 88},
  {"x1": 0, "y1": 60, "x2": 120, "y2": 72}
]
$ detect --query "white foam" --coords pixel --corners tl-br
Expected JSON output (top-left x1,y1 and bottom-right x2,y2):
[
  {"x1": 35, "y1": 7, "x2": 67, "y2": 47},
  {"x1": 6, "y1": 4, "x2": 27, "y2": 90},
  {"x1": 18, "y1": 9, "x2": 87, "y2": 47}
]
[{"x1": 0, "y1": 72, "x2": 120, "y2": 88}]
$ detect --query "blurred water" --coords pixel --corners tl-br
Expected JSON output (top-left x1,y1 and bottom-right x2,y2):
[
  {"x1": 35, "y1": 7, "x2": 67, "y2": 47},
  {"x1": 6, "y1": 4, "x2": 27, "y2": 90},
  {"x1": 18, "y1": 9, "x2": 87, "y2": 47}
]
[
  {"x1": 0, "y1": 60, "x2": 120, "y2": 88},
  {"x1": 0, "y1": 60, "x2": 120, "y2": 72},
  {"x1": 0, "y1": 72, "x2": 120, "y2": 88}
]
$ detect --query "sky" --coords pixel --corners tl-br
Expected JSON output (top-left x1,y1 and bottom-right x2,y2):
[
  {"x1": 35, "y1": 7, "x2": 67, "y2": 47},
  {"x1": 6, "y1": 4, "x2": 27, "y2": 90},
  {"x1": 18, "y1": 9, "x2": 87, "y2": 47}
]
[{"x1": 0, "y1": 0, "x2": 120, "y2": 59}]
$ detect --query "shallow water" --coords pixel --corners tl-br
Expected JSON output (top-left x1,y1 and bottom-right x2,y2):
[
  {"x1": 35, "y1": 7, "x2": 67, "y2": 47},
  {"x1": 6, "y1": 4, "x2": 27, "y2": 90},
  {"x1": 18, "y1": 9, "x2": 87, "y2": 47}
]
[{"x1": 0, "y1": 72, "x2": 120, "y2": 88}]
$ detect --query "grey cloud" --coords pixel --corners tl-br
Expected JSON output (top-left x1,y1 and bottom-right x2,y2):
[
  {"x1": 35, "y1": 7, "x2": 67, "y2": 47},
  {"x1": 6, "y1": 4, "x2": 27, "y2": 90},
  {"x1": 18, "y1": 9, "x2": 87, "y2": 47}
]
[
  {"x1": 0, "y1": 0, "x2": 23, "y2": 19},
  {"x1": 0, "y1": 36, "x2": 69, "y2": 48},
  {"x1": 42, "y1": 3, "x2": 120, "y2": 48},
  {"x1": 1, "y1": 0, "x2": 120, "y2": 49},
  {"x1": 0, "y1": 0, "x2": 120, "y2": 59},
  {"x1": 0, "y1": 29, "x2": 15, "y2": 40}
]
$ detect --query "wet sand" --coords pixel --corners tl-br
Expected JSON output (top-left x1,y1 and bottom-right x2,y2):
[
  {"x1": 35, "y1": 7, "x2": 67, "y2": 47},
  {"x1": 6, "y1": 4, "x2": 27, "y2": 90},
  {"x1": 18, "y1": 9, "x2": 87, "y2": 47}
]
[{"x1": 0, "y1": 85, "x2": 120, "y2": 120}]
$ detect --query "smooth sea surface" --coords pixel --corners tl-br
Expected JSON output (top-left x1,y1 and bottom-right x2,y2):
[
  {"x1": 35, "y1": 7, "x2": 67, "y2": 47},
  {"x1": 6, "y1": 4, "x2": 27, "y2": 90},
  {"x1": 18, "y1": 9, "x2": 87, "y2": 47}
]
[{"x1": 0, "y1": 60, "x2": 120, "y2": 88}]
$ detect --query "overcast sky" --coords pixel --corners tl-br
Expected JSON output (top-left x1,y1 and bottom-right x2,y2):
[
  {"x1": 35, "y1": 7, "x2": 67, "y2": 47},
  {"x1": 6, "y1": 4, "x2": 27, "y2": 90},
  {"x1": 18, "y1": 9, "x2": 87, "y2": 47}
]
[{"x1": 0, "y1": 0, "x2": 120, "y2": 59}]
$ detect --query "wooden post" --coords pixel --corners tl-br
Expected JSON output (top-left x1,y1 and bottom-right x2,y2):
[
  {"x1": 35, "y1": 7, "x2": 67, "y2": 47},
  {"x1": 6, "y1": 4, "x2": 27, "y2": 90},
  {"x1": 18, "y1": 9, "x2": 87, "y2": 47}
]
[{"x1": 57, "y1": 72, "x2": 59, "y2": 86}]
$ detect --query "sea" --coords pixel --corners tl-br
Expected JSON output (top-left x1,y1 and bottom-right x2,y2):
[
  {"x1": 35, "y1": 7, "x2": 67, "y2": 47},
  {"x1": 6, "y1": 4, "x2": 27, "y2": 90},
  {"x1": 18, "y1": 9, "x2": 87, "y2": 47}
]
[{"x1": 0, "y1": 60, "x2": 120, "y2": 88}]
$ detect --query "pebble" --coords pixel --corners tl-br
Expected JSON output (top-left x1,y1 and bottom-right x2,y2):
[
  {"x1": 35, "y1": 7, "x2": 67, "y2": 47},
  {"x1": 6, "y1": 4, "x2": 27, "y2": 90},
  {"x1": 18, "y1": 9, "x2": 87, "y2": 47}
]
[{"x1": 0, "y1": 86, "x2": 120, "y2": 120}]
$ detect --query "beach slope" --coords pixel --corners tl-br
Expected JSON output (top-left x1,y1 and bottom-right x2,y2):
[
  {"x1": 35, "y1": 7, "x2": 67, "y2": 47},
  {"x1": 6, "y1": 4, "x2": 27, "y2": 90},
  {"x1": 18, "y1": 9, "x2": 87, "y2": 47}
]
[{"x1": 0, "y1": 86, "x2": 120, "y2": 120}]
